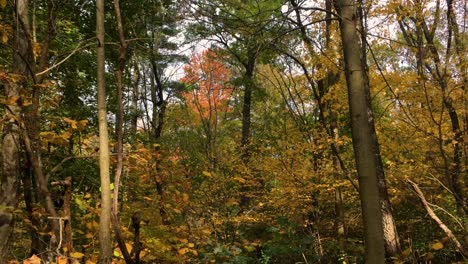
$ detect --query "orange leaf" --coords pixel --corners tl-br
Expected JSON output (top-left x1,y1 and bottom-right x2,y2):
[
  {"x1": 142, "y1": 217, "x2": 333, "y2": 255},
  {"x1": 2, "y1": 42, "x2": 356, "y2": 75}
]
[
  {"x1": 6, "y1": 96, "x2": 20, "y2": 105},
  {"x1": 23, "y1": 254, "x2": 41, "y2": 264},
  {"x1": 178, "y1": 248, "x2": 189, "y2": 255},
  {"x1": 57, "y1": 256, "x2": 68, "y2": 264}
]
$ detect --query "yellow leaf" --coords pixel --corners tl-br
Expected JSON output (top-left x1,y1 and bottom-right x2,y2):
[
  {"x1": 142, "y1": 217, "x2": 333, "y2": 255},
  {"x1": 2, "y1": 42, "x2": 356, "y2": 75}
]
[
  {"x1": 60, "y1": 131, "x2": 72, "y2": 139},
  {"x1": 201, "y1": 228, "x2": 211, "y2": 235},
  {"x1": 0, "y1": 0, "x2": 6, "y2": 8},
  {"x1": 113, "y1": 248, "x2": 123, "y2": 258},
  {"x1": 173, "y1": 208, "x2": 182, "y2": 214},
  {"x1": 202, "y1": 171, "x2": 212, "y2": 177},
  {"x1": 244, "y1": 245, "x2": 256, "y2": 252},
  {"x1": 2, "y1": 34, "x2": 8, "y2": 44},
  {"x1": 63, "y1": 117, "x2": 78, "y2": 129},
  {"x1": 78, "y1": 119, "x2": 89, "y2": 129},
  {"x1": 70, "y1": 252, "x2": 85, "y2": 259},
  {"x1": 431, "y1": 241, "x2": 444, "y2": 250},
  {"x1": 190, "y1": 249, "x2": 198, "y2": 256},
  {"x1": 39, "y1": 131, "x2": 56, "y2": 139},
  {"x1": 125, "y1": 243, "x2": 133, "y2": 253},
  {"x1": 182, "y1": 193, "x2": 189, "y2": 203},
  {"x1": 178, "y1": 248, "x2": 189, "y2": 255},
  {"x1": 57, "y1": 256, "x2": 68, "y2": 264},
  {"x1": 401, "y1": 248, "x2": 412, "y2": 256},
  {"x1": 179, "y1": 238, "x2": 189, "y2": 243},
  {"x1": 187, "y1": 243, "x2": 195, "y2": 248}
]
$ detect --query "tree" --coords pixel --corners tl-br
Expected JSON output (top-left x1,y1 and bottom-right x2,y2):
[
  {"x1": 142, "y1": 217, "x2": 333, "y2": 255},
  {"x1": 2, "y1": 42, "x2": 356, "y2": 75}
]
[
  {"x1": 96, "y1": 0, "x2": 112, "y2": 262},
  {"x1": 187, "y1": 0, "x2": 285, "y2": 161},
  {"x1": 0, "y1": 0, "x2": 31, "y2": 261},
  {"x1": 395, "y1": 0, "x2": 466, "y2": 238},
  {"x1": 181, "y1": 49, "x2": 233, "y2": 167},
  {"x1": 334, "y1": 0, "x2": 387, "y2": 262}
]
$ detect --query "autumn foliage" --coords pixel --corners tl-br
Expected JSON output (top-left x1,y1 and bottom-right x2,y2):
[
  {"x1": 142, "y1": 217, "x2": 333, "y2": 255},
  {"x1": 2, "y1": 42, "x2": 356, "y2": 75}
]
[
  {"x1": 181, "y1": 49, "x2": 233, "y2": 123},
  {"x1": 0, "y1": 0, "x2": 466, "y2": 263}
]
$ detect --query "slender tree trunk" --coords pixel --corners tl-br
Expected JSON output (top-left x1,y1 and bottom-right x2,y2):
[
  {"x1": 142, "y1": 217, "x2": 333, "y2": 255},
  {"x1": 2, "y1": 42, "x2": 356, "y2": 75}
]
[
  {"x1": 111, "y1": 1, "x2": 134, "y2": 263},
  {"x1": 96, "y1": 0, "x2": 112, "y2": 262},
  {"x1": 0, "y1": 0, "x2": 32, "y2": 261},
  {"x1": 334, "y1": 0, "x2": 386, "y2": 263},
  {"x1": 131, "y1": 62, "x2": 140, "y2": 136},
  {"x1": 22, "y1": 162, "x2": 43, "y2": 255},
  {"x1": 240, "y1": 58, "x2": 255, "y2": 162},
  {"x1": 446, "y1": 0, "x2": 468, "y2": 246},
  {"x1": 149, "y1": 57, "x2": 169, "y2": 225}
]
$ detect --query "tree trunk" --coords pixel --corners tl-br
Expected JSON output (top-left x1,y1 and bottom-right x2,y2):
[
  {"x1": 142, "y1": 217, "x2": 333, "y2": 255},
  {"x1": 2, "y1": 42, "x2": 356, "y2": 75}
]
[
  {"x1": 131, "y1": 62, "x2": 140, "y2": 137},
  {"x1": 111, "y1": 1, "x2": 134, "y2": 263},
  {"x1": 0, "y1": 0, "x2": 32, "y2": 261},
  {"x1": 149, "y1": 57, "x2": 169, "y2": 225},
  {"x1": 22, "y1": 163, "x2": 44, "y2": 255},
  {"x1": 334, "y1": 0, "x2": 386, "y2": 263},
  {"x1": 240, "y1": 57, "x2": 255, "y2": 162},
  {"x1": 96, "y1": 0, "x2": 113, "y2": 262}
]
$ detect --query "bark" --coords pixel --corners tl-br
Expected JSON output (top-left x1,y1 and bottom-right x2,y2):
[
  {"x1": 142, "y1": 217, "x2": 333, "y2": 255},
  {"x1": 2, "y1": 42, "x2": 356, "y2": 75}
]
[
  {"x1": 149, "y1": 58, "x2": 166, "y2": 140},
  {"x1": 359, "y1": 4, "x2": 401, "y2": 257},
  {"x1": 238, "y1": 57, "x2": 255, "y2": 209},
  {"x1": 22, "y1": 163, "x2": 43, "y2": 255},
  {"x1": 51, "y1": 177, "x2": 73, "y2": 254},
  {"x1": 334, "y1": 0, "x2": 386, "y2": 263},
  {"x1": 240, "y1": 55, "x2": 256, "y2": 162},
  {"x1": 0, "y1": 1, "x2": 32, "y2": 261},
  {"x1": 444, "y1": 0, "x2": 467, "y2": 217},
  {"x1": 131, "y1": 62, "x2": 140, "y2": 136},
  {"x1": 96, "y1": 0, "x2": 113, "y2": 262},
  {"x1": 111, "y1": 1, "x2": 134, "y2": 263},
  {"x1": 20, "y1": 112, "x2": 60, "y2": 248},
  {"x1": 131, "y1": 212, "x2": 142, "y2": 264},
  {"x1": 149, "y1": 57, "x2": 169, "y2": 225}
]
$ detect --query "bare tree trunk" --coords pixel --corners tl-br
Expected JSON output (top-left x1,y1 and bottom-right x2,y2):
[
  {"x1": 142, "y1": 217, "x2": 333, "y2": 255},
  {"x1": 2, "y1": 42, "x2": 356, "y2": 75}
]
[
  {"x1": 131, "y1": 62, "x2": 140, "y2": 137},
  {"x1": 334, "y1": 0, "x2": 386, "y2": 262},
  {"x1": 358, "y1": 2, "x2": 401, "y2": 256},
  {"x1": 22, "y1": 162, "x2": 44, "y2": 255},
  {"x1": 0, "y1": 0, "x2": 32, "y2": 261},
  {"x1": 111, "y1": 1, "x2": 134, "y2": 263},
  {"x1": 96, "y1": 0, "x2": 112, "y2": 262},
  {"x1": 149, "y1": 53, "x2": 169, "y2": 225},
  {"x1": 240, "y1": 56, "x2": 255, "y2": 162}
]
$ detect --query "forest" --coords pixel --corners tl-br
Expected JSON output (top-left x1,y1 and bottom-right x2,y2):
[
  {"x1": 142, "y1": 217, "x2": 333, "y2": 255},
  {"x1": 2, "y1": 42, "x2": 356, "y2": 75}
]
[{"x1": 0, "y1": 0, "x2": 466, "y2": 263}]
